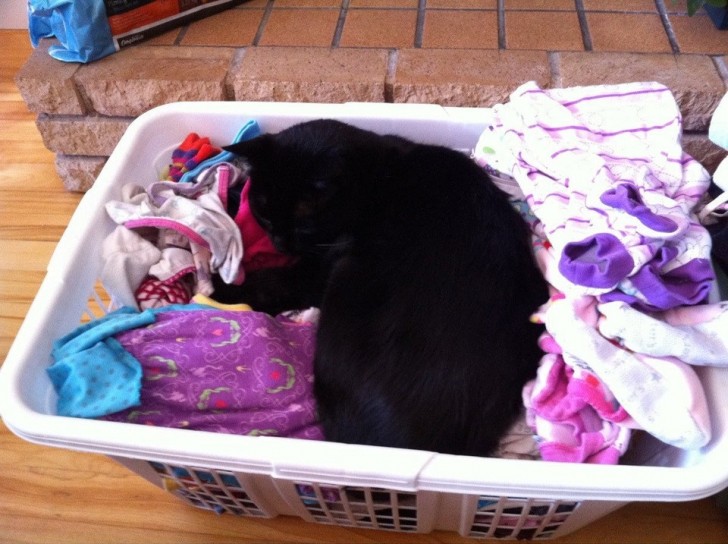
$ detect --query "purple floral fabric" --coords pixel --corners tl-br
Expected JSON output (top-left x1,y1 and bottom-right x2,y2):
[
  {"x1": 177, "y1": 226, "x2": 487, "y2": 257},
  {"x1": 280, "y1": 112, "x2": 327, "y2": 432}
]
[{"x1": 102, "y1": 309, "x2": 323, "y2": 440}]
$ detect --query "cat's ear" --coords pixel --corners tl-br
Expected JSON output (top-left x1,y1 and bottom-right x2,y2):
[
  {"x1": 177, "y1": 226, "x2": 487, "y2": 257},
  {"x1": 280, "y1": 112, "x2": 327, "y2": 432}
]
[{"x1": 223, "y1": 134, "x2": 275, "y2": 164}]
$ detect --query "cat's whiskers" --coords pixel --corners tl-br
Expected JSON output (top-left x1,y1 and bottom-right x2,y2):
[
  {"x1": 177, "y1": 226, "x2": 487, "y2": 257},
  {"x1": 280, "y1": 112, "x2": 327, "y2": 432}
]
[{"x1": 315, "y1": 242, "x2": 349, "y2": 248}]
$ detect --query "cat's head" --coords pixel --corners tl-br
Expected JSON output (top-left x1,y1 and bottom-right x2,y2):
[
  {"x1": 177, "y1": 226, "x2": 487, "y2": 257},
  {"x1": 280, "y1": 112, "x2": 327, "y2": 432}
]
[{"x1": 225, "y1": 119, "x2": 376, "y2": 255}]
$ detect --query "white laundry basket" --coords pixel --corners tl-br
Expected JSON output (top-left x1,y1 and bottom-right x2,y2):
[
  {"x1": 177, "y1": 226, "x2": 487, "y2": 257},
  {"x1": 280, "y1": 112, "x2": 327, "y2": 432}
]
[{"x1": 1, "y1": 101, "x2": 727, "y2": 541}]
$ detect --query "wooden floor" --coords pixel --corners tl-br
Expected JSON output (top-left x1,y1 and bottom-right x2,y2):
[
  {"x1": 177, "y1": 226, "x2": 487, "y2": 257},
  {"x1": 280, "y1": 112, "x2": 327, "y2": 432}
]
[{"x1": 1, "y1": 29, "x2": 727, "y2": 543}]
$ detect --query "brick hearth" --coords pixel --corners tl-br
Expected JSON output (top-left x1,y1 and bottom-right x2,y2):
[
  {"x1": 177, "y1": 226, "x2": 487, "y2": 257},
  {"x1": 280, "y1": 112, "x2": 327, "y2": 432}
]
[{"x1": 14, "y1": 0, "x2": 728, "y2": 191}]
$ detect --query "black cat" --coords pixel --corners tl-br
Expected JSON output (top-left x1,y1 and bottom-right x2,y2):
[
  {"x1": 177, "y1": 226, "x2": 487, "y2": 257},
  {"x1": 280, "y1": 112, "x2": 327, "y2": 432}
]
[{"x1": 222, "y1": 119, "x2": 548, "y2": 457}]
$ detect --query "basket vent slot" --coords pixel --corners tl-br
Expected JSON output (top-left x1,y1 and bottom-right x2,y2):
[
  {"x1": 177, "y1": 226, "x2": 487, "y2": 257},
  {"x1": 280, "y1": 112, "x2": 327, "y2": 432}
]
[
  {"x1": 295, "y1": 482, "x2": 420, "y2": 532},
  {"x1": 148, "y1": 462, "x2": 269, "y2": 517},
  {"x1": 467, "y1": 496, "x2": 580, "y2": 540}
]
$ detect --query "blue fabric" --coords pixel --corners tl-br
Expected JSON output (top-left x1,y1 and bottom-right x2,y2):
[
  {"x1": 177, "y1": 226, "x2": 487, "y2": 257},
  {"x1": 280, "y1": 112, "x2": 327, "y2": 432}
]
[
  {"x1": 28, "y1": 0, "x2": 117, "y2": 63},
  {"x1": 48, "y1": 305, "x2": 212, "y2": 418},
  {"x1": 51, "y1": 307, "x2": 154, "y2": 360},
  {"x1": 48, "y1": 307, "x2": 153, "y2": 417},
  {"x1": 48, "y1": 337, "x2": 142, "y2": 418}
]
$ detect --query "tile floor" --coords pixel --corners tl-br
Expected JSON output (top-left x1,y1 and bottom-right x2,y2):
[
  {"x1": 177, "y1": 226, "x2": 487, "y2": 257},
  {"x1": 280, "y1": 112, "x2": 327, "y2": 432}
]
[{"x1": 164, "y1": 0, "x2": 727, "y2": 55}]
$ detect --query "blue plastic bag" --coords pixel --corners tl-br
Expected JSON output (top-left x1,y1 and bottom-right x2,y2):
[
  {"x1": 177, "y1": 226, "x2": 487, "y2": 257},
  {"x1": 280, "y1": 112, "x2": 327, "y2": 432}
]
[
  {"x1": 29, "y1": 0, "x2": 116, "y2": 63},
  {"x1": 28, "y1": 0, "x2": 247, "y2": 63}
]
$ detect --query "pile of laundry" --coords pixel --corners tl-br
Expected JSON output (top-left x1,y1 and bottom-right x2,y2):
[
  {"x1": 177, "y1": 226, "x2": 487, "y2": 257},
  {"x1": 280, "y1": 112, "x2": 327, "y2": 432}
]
[
  {"x1": 49, "y1": 118, "x2": 323, "y2": 441},
  {"x1": 46, "y1": 81, "x2": 728, "y2": 465},
  {"x1": 473, "y1": 81, "x2": 728, "y2": 463},
  {"x1": 47, "y1": 113, "x2": 540, "y2": 455},
  {"x1": 101, "y1": 120, "x2": 297, "y2": 311}
]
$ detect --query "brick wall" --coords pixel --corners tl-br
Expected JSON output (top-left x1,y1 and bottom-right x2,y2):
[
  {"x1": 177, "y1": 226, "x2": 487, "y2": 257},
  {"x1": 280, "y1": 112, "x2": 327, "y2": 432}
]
[{"x1": 16, "y1": 40, "x2": 728, "y2": 191}]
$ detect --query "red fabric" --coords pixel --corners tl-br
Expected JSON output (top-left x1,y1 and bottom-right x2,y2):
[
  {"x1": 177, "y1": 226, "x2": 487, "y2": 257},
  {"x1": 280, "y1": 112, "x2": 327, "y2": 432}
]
[{"x1": 234, "y1": 181, "x2": 298, "y2": 275}]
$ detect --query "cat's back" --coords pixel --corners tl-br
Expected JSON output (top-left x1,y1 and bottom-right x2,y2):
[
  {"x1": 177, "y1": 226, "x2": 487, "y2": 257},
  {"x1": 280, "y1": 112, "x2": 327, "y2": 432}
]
[
  {"x1": 368, "y1": 139, "x2": 543, "y2": 328},
  {"x1": 364, "y1": 139, "x2": 530, "y2": 263},
  {"x1": 315, "y1": 136, "x2": 548, "y2": 457}
]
